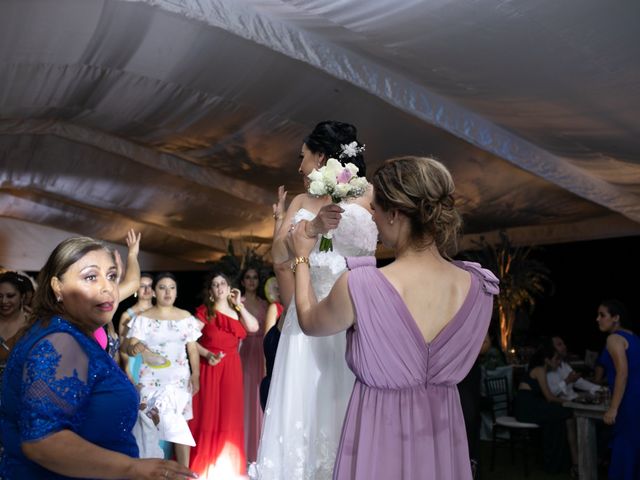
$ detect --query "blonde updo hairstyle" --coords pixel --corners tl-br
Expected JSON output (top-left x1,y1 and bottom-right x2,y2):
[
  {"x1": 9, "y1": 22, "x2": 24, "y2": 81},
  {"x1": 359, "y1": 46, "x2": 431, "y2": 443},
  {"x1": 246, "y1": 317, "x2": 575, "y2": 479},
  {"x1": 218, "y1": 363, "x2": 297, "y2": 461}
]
[{"x1": 372, "y1": 156, "x2": 462, "y2": 257}]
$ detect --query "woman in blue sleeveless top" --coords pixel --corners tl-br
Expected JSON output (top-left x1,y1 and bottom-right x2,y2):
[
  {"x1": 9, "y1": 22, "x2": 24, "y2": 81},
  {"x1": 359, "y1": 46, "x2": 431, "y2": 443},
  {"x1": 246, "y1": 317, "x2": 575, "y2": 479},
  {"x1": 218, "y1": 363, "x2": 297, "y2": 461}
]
[{"x1": 596, "y1": 299, "x2": 640, "y2": 480}]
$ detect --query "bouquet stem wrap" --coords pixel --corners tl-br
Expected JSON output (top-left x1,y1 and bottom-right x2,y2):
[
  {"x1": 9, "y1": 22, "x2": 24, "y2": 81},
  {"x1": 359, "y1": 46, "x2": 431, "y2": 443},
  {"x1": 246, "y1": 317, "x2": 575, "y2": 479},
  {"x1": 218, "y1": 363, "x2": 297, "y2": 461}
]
[{"x1": 318, "y1": 199, "x2": 340, "y2": 252}]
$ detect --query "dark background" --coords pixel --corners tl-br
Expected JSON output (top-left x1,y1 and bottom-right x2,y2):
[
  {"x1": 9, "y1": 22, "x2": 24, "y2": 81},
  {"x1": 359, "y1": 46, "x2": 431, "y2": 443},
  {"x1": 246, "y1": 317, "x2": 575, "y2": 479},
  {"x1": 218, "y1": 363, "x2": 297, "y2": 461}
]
[
  {"x1": 506, "y1": 235, "x2": 639, "y2": 356},
  {"x1": 113, "y1": 271, "x2": 211, "y2": 331},
  {"x1": 107, "y1": 235, "x2": 638, "y2": 357}
]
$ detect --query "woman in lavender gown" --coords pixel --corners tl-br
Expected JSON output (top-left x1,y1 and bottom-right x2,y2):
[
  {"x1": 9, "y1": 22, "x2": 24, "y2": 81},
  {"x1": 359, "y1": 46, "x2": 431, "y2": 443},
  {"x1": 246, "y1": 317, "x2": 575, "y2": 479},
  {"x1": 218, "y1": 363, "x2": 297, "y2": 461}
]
[{"x1": 291, "y1": 156, "x2": 499, "y2": 479}]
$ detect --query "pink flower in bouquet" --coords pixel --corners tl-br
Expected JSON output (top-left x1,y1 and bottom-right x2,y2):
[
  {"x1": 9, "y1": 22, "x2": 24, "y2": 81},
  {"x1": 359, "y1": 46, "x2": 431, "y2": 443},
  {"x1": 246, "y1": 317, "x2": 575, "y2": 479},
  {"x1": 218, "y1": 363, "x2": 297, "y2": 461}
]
[{"x1": 337, "y1": 168, "x2": 353, "y2": 184}]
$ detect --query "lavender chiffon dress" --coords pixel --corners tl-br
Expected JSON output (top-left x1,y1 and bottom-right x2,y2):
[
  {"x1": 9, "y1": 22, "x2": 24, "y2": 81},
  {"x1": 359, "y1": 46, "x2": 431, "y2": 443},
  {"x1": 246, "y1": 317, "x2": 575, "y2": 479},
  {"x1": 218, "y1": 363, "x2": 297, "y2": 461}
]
[{"x1": 334, "y1": 257, "x2": 499, "y2": 480}]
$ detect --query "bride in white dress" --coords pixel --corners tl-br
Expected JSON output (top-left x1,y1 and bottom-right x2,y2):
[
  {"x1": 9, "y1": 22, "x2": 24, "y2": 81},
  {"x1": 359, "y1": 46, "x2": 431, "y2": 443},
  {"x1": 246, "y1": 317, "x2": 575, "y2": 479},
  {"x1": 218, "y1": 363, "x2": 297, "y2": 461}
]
[{"x1": 254, "y1": 122, "x2": 378, "y2": 479}]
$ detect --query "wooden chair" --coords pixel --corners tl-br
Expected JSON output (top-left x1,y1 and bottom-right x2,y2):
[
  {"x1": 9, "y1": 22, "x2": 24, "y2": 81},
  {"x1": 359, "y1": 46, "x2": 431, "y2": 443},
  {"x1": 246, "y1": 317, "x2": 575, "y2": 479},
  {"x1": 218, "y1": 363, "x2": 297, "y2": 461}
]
[{"x1": 484, "y1": 376, "x2": 540, "y2": 477}]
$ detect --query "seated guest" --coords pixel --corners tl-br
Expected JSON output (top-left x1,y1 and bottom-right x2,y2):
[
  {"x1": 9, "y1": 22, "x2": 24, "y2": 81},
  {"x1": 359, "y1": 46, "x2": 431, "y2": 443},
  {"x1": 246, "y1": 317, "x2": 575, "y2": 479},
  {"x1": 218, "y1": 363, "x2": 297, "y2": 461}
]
[
  {"x1": 0, "y1": 236, "x2": 195, "y2": 480},
  {"x1": 515, "y1": 338, "x2": 578, "y2": 476},
  {"x1": 547, "y1": 335, "x2": 602, "y2": 400},
  {"x1": 479, "y1": 330, "x2": 507, "y2": 370}
]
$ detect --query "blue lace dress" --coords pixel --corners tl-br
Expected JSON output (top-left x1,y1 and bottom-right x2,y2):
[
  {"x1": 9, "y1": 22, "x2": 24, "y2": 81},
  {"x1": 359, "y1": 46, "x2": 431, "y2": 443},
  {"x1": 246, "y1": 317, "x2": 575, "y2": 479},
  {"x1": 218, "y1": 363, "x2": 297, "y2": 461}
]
[{"x1": 0, "y1": 316, "x2": 139, "y2": 479}]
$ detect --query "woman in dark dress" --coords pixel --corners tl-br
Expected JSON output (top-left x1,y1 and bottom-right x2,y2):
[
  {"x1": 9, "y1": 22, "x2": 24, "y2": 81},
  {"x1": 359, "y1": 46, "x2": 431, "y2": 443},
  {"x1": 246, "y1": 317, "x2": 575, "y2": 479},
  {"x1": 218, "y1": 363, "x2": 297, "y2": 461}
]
[
  {"x1": 596, "y1": 299, "x2": 640, "y2": 480},
  {"x1": 514, "y1": 338, "x2": 578, "y2": 475},
  {"x1": 259, "y1": 276, "x2": 284, "y2": 410}
]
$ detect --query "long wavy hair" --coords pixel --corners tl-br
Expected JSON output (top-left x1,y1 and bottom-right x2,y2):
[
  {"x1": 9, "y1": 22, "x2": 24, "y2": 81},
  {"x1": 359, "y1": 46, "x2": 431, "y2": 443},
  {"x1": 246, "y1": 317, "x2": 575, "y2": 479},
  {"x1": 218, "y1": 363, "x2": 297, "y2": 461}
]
[{"x1": 201, "y1": 271, "x2": 233, "y2": 322}]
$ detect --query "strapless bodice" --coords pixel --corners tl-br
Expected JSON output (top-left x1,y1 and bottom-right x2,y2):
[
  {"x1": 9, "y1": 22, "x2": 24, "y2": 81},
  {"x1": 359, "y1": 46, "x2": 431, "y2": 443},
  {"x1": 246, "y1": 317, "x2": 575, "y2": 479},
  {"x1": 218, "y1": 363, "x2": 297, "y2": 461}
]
[{"x1": 293, "y1": 203, "x2": 378, "y2": 299}]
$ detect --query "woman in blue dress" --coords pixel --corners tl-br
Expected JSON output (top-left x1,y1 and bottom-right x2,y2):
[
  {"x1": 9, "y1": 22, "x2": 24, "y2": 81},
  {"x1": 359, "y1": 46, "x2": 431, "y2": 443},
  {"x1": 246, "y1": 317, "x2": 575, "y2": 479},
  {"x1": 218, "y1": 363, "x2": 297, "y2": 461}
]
[
  {"x1": 596, "y1": 299, "x2": 640, "y2": 480},
  {"x1": 0, "y1": 236, "x2": 195, "y2": 480}
]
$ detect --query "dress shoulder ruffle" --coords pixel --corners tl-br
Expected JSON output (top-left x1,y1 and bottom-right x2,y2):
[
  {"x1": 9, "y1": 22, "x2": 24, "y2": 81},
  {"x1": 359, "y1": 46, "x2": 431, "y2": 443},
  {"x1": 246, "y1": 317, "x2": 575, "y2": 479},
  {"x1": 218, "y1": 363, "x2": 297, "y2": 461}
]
[
  {"x1": 195, "y1": 305, "x2": 247, "y2": 339},
  {"x1": 454, "y1": 260, "x2": 500, "y2": 295},
  {"x1": 346, "y1": 256, "x2": 377, "y2": 270}
]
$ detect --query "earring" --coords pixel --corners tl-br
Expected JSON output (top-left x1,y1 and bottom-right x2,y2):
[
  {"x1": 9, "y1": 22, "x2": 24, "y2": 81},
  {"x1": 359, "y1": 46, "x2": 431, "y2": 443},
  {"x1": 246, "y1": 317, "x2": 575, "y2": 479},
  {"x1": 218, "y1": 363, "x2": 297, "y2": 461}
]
[
  {"x1": 389, "y1": 220, "x2": 394, "y2": 225},
  {"x1": 209, "y1": 295, "x2": 214, "y2": 302},
  {"x1": 56, "y1": 296, "x2": 62, "y2": 302},
  {"x1": 133, "y1": 292, "x2": 138, "y2": 298}
]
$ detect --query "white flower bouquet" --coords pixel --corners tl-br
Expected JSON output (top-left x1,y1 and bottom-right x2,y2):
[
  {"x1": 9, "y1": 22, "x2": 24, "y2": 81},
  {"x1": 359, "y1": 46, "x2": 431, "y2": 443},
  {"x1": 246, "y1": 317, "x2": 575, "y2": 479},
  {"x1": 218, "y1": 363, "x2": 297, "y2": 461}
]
[{"x1": 307, "y1": 143, "x2": 368, "y2": 252}]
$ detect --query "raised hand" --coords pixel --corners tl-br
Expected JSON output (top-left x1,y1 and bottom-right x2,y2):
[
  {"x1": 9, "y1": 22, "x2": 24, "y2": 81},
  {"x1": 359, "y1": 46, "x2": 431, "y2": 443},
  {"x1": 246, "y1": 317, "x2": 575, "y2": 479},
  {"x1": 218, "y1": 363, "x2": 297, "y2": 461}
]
[
  {"x1": 273, "y1": 186, "x2": 288, "y2": 222},
  {"x1": 126, "y1": 229, "x2": 142, "y2": 258},
  {"x1": 117, "y1": 229, "x2": 142, "y2": 300},
  {"x1": 228, "y1": 288, "x2": 242, "y2": 308}
]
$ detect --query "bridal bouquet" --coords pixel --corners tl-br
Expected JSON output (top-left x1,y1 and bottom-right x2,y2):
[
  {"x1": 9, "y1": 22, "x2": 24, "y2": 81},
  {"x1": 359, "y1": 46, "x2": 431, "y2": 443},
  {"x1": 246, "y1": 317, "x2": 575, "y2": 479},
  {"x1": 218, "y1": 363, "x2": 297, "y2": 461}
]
[{"x1": 307, "y1": 143, "x2": 368, "y2": 252}]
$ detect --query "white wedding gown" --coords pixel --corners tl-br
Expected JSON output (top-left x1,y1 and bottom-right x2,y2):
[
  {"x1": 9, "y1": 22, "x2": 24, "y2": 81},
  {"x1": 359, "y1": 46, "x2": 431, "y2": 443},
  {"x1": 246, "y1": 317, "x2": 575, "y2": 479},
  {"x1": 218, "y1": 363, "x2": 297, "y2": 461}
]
[{"x1": 253, "y1": 203, "x2": 378, "y2": 480}]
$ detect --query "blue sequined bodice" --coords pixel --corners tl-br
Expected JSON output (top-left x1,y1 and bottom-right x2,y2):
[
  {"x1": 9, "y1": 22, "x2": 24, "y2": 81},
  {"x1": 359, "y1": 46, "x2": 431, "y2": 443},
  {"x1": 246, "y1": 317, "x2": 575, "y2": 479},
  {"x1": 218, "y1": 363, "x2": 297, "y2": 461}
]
[{"x1": 0, "y1": 316, "x2": 139, "y2": 479}]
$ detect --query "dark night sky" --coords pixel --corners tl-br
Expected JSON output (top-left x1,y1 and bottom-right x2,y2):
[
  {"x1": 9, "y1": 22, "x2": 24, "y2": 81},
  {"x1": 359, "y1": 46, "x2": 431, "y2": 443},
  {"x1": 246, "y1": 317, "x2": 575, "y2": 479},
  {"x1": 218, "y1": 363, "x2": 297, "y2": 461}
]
[{"x1": 511, "y1": 235, "x2": 639, "y2": 356}]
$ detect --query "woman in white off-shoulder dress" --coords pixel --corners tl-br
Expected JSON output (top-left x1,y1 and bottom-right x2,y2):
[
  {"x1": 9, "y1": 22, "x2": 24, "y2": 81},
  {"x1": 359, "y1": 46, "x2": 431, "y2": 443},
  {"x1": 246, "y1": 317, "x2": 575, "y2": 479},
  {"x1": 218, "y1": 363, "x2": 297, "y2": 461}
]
[
  {"x1": 253, "y1": 121, "x2": 378, "y2": 479},
  {"x1": 127, "y1": 272, "x2": 201, "y2": 467}
]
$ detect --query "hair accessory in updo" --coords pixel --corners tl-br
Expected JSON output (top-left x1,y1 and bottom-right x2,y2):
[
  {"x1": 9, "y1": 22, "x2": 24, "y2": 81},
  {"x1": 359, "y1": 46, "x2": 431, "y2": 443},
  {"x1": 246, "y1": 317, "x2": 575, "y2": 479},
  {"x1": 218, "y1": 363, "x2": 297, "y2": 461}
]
[
  {"x1": 338, "y1": 142, "x2": 365, "y2": 160},
  {"x1": 304, "y1": 121, "x2": 366, "y2": 177}
]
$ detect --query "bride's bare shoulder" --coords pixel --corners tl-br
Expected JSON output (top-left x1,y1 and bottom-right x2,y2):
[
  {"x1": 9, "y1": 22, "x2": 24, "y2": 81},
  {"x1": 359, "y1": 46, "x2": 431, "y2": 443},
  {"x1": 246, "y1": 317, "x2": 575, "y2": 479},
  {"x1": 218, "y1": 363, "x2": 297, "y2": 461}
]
[
  {"x1": 289, "y1": 193, "x2": 316, "y2": 210},
  {"x1": 352, "y1": 184, "x2": 374, "y2": 213},
  {"x1": 297, "y1": 193, "x2": 326, "y2": 211}
]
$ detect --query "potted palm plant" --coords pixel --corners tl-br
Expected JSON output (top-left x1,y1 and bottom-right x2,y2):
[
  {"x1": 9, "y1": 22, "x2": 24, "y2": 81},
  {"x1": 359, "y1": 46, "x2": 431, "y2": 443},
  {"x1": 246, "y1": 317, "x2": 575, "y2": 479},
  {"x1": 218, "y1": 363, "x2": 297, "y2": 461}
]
[{"x1": 463, "y1": 232, "x2": 552, "y2": 356}]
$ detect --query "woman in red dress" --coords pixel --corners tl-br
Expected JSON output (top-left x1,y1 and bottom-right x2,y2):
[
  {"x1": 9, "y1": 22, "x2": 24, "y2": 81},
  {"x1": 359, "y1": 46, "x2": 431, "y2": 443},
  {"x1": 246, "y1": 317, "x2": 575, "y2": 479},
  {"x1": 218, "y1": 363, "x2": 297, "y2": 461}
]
[{"x1": 189, "y1": 272, "x2": 259, "y2": 479}]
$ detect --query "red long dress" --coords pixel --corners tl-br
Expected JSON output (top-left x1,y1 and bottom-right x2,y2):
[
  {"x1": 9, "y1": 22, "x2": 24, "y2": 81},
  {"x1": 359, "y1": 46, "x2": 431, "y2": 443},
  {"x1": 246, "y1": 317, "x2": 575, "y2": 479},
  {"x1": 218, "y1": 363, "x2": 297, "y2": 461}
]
[{"x1": 189, "y1": 306, "x2": 247, "y2": 479}]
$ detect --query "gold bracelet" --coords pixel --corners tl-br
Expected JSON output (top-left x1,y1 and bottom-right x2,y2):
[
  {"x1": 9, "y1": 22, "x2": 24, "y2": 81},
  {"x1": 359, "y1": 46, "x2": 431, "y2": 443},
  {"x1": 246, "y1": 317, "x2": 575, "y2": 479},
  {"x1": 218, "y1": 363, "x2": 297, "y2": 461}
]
[
  {"x1": 233, "y1": 303, "x2": 243, "y2": 313},
  {"x1": 291, "y1": 256, "x2": 310, "y2": 273}
]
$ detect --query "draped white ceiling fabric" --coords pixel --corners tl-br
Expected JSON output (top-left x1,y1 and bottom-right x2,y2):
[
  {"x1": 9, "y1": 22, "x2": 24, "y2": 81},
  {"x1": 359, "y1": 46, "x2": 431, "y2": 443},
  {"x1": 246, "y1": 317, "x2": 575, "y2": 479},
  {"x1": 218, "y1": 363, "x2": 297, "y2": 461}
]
[{"x1": 1, "y1": 0, "x2": 639, "y2": 270}]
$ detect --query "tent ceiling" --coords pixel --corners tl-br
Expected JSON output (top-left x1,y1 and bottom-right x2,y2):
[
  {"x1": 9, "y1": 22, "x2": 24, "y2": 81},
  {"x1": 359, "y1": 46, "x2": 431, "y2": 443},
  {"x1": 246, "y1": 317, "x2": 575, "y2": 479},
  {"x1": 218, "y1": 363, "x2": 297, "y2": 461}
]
[{"x1": 1, "y1": 0, "x2": 639, "y2": 270}]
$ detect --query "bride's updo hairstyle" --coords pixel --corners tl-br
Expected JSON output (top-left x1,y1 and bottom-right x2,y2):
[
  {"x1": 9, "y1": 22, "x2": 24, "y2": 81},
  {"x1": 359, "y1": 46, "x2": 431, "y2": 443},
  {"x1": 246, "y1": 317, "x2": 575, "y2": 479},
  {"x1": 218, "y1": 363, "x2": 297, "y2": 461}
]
[
  {"x1": 304, "y1": 121, "x2": 366, "y2": 176},
  {"x1": 372, "y1": 156, "x2": 462, "y2": 257}
]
